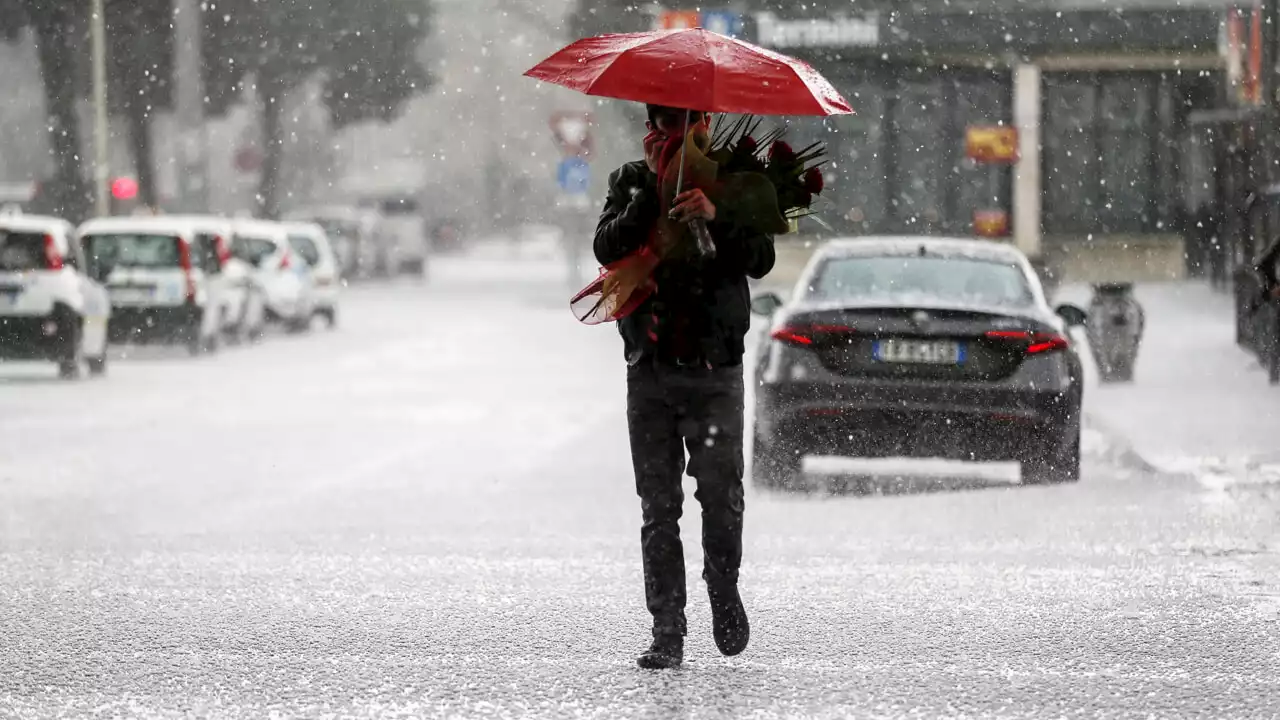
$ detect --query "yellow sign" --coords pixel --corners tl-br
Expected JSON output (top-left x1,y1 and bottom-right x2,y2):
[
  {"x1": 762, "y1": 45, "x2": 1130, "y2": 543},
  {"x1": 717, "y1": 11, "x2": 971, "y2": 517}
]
[{"x1": 965, "y1": 126, "x2": 1019, "y2": 164}]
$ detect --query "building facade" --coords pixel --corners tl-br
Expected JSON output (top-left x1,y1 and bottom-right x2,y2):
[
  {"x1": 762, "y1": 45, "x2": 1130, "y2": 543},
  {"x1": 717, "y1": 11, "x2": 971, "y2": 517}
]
[{"x1": 572, "y1": 0, "x2": 1236, "y2": 271}]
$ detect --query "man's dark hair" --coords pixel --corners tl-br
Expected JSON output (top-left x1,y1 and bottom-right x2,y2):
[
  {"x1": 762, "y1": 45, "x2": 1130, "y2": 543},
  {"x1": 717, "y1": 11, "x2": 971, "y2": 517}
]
[{"x1": 646, "y1": 104, "x2": 710, "y2": 126}]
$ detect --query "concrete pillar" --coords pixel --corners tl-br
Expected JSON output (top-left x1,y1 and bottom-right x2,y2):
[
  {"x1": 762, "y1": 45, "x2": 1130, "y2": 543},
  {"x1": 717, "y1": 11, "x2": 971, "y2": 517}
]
[{"x1": 1013, "y1": 63, "x2": 1042, "y2": 258}]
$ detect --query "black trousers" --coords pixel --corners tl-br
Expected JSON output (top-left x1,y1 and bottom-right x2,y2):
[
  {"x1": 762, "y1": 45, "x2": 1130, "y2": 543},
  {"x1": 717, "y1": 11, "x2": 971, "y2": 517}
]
[{"x1": 626, "y1": 360, "x2": 745, "y2": 638}]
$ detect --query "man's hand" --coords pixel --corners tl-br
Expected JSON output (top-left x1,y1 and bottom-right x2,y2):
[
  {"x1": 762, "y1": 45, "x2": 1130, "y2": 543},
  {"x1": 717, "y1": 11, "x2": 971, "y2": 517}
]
[
  {"x1": 669, "y1": 189, "x2": 716, "y2": 223},
  {"x1": 643, "y1": 130, "x2": 665, "y2": 173}
]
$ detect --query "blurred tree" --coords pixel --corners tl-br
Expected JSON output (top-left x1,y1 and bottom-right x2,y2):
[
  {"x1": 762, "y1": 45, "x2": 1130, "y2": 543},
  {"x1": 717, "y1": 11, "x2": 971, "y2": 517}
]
[
  {"x1": 104, "y1": 0, "x2": 174, "y2": 210},
  {"x1": 13, "y1": 1, "x2": 89, "y2": 220},
  {"x1": 0, "y1": 0, "x2": 24, "y2": 42},
  {"x1": 201, "y1": 0, "x2": 432, "y2": 218},
  {"x1": 0, "y1": 0, "x2": 172, "y2": 219}
]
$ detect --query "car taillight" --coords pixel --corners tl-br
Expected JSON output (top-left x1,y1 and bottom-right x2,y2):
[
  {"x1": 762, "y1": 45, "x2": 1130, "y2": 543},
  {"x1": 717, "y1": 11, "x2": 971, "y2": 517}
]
[
  {"x1": 178, "y1": 240, "x2": 196, "y2": 302},
  {"x1": 770, "y1": 324, "x2": 855, "y2": 347},
  {"x1": 985, "y1": 330, "x2": 1069, "y2": 354},
  {"x1": 43, "y1": 234, "x2": 63, "y2": 270},
  {"x1": 279, "y1": 251, "x2": 291, "y2": 270},
  {"x1": 214, "y1": 235, "x2": 231, "y2": 267}
]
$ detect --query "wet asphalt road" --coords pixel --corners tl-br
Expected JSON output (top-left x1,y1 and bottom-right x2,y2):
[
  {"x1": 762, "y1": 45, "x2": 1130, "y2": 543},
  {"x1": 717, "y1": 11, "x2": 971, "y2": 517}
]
[{"x1": 1, "y1": 277, "x2": 1278, "y2": 719}]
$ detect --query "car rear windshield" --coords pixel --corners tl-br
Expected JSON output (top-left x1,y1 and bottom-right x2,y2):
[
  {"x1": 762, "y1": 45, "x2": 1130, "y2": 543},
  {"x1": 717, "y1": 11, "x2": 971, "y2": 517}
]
[
  {"x1": 0, "y1": 231, "x2": 48, "y2": 271},
  {"x1": 806, "y1": 255, "x2": 1034, "y2": 309},
  {"x1": 232, "y1": 236, "x2": 277, "y2": 266},
  {"x1": 288, "y1": 235, "x2": 321, "y2": 267},
  {"x1": 83, "y1": 233, "x2": 183, "y2": 268}
]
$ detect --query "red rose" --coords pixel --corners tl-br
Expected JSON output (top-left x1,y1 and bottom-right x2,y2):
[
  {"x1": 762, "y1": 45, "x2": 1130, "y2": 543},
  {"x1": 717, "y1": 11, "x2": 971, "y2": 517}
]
[
  {"x1": 737, "y1": 135, "x2": 759, "y2": 154},
  {"x1": 802, "y1": 166, "x2": 825, "y2": 194},
  {"x1": 768, "y1": 140, "x2": 796, "y2": 163}
]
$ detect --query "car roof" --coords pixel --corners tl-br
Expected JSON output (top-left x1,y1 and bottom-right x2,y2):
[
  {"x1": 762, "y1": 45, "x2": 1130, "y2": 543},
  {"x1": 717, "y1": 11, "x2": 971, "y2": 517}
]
[
  {"x1": 160, "y1": 214, "x2": 235, "y2": 230},
  {"x1": 789, "y1": 236, "x2": 1051, "y2": 315},
  {"x1": 78, "y1": 216, "x2": 197, "y2": 236},
  {"x1": 811, "y1": 236, "x2": 1031, "y2": 265},
  {"x1": 277, "y1": 221, "x2": 326, "y2": 235},
  {"x1": 230, "y1": 218, "x2": 288, "y2": 239},
  {"x1": 0, "y1": 213, "x2": 73, "y2": 234},
  {"x1": 284, "y1": 206, "x2": 374, "y2": 221}
]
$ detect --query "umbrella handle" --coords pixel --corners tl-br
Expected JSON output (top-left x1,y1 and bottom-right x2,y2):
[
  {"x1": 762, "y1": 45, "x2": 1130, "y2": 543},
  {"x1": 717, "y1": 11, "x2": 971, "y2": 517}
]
[{"x1": 671, "y1": 110, "x2": 716, "y2": 259}]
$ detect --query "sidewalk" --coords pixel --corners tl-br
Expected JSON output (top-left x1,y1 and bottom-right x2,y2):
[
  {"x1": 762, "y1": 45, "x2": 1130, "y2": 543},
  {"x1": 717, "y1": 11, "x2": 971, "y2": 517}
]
[{"x1": 1056, "y1": 281, "x2": 1280, "y2": 480}]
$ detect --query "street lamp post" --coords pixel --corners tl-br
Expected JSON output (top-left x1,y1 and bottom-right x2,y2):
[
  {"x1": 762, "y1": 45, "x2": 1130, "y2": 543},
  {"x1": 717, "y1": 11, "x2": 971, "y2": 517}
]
[{"x1": 89, "y1": 0, "x2": 110, "y2": 217}]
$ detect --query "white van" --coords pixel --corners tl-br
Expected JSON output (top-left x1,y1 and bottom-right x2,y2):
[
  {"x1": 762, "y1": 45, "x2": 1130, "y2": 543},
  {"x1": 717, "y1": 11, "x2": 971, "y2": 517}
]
[
  {"x1": 78, "y1": 217, "x2": 226, "y2": 355},
  {"x1": 0, "y1": 212, "x2": 110, "y2": 378},
  {"x1": 165, "y1": 215, "x2": 267, "y2": 343},
  {"x1": 230, "y1": 219, "x2": 316, "y2": 333},
  {"x1": 280, "y1": 222, "x2": 340, "y2": 327},
  {"x1": 361, "y1": 195, "x2": 428, "y2": 278}
]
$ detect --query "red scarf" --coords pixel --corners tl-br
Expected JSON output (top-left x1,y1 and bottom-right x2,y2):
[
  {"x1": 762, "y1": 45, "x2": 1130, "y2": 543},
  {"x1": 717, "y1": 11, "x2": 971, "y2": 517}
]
[{"x1": 570, "y1": 134, "x2": 688, "y2": 325}]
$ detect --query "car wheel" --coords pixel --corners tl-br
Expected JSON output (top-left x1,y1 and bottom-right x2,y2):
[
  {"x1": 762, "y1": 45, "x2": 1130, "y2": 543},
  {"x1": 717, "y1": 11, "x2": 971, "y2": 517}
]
[
  {"x1": 58, "y1": 321, "x2": 85, "y2": 380},
  {"x1": 87, "y1": 354, "x2": 108, "y2": 377},
  {"x1": 186, "y1": 329, "x2": 203, "y2": 357},
  {"x1": 1114, "y1": 357, "x2": 1135, "y2": 383},
  {"x1": 323, "y1": 307, "x2": 337, "y2": 329},
  {"x1": 286, "y1": 315, "x2": 311, "y2": 334},
  {"x1": 750, "y1": 427, "x2": 802, "y2": 490},
  {"x1": 1022, "y1": 420, "x2": 1081, "y2": 485}
]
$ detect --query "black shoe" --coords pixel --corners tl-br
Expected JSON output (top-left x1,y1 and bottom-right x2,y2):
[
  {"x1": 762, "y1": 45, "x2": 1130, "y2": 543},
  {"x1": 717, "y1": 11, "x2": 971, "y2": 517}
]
[
  {"x1": 636, "y1": 633, "x2": 683, "y2": 670},
  {"x1": 708, "y1": 582, "x2": 749, "y2": 656}
]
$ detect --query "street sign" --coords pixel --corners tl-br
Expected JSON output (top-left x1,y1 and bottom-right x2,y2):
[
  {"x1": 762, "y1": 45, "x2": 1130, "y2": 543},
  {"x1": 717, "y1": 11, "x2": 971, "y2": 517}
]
[
  {"x1": 550, "y1": 112, "x2": 594, "y2": 158},
  {"x1": 557, "y1": 157, "x2": 591, "y2": 194},
  {"x1": 655, "y1": 9, "x2": 743, "y2": 37},
  {"x1": 657, "y1": 10, "x2": 700, "y2": 30}
]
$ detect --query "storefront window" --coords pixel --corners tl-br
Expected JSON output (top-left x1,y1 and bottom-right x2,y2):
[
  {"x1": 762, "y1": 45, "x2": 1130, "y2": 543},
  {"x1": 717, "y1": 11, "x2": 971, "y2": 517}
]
[{"x1": 1044, "y1": 73, "x2": 1163, "y2": 236}]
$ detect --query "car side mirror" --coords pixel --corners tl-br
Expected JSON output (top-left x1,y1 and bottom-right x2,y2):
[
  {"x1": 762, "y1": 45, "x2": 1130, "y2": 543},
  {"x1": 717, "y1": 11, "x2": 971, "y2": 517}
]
[
  {"x1": 1055, "y1": 303, "x2": 1088, "y2": 327},
  {"x1": 750, "y1": 292, "x2": 784, "y2": 317}
]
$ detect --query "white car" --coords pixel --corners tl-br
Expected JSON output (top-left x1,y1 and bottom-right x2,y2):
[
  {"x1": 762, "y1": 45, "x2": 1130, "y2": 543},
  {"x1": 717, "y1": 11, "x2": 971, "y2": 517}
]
[
  {"x1": 0, "y1": 212, "x2": 110, "y2": 378},
  {"x1": 165, "y1": 215, "x2": 267, "y2": 343},
  {"x1": 282, "y1": 206, "x2": 379, "y2": 281},
  {"x1": 230, "y1": 219, "x2": 316, "y2": 333},
  {"x1": 78, "y1": 216, "x2": 227, "y2": 355},
  {"x1": 280, "y1": 222, "x2": 340, "y2": 327}
]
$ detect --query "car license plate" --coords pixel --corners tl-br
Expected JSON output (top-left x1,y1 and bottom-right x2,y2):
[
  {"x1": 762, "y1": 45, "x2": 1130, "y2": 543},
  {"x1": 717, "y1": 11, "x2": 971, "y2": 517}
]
[
  {"x1": 110, "y1": 287, "x2": 153, "y2": 304},
  {"x1": 874, "y1": 338, "x2": 965, "y2": 365}
]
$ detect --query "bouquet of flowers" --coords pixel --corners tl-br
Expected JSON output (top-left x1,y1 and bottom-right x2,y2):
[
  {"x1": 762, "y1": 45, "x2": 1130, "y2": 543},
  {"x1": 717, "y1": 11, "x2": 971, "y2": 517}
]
[
  {"x1": 704, "y1": 115, "x2": 828, "y2": 234},
  {"x1": 570, "y1": 116, "x2": 828, "y2": 324}
]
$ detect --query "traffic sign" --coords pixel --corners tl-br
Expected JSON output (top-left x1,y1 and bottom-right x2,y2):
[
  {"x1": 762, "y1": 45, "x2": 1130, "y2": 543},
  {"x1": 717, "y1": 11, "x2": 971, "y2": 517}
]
[
  {"x1": 557, "y1": 157, "x2": 591, "y2": 194},
  {"x1": 550, "y1": 112, "x2": 594, "y2": 158},
  {"x1": 234, "y1": 146, "x2": 263, "y2": 173},
  {"x1": 111, "y1": 177, "x2": 138, "y2": 201},
  {"x1": 701, "y1": 10, "x2": 744, "y2": 37}
]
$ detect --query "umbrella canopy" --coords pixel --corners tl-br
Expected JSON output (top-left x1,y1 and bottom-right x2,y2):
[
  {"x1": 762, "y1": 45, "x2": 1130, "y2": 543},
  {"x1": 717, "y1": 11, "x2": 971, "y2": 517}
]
[{"x1": 524, "y1": 28, "x2": 853, "y2": 117}]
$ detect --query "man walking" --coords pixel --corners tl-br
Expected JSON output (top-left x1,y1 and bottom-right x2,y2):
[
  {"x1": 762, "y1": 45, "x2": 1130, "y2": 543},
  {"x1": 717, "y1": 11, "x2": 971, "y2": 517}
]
[{"x1": 594, "y1": 104, "x2": 776, "y2": 669}]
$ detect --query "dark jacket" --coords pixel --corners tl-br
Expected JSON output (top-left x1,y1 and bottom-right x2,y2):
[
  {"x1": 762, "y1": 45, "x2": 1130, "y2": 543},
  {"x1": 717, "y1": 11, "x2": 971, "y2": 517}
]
[{"x1": 594, "y1": 160, "x2": 775, "y2": 366}]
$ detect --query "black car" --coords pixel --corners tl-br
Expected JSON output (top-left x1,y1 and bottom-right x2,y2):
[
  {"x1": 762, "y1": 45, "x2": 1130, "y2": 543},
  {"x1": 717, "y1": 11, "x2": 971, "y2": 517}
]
[{"x1": 750, "y1": 237, "x2": 1088, "y2": 489}]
